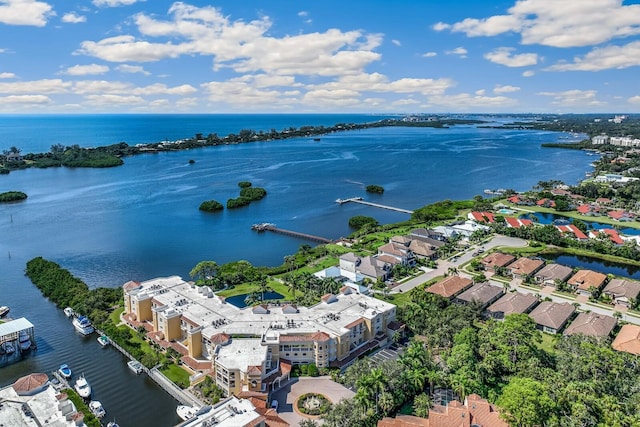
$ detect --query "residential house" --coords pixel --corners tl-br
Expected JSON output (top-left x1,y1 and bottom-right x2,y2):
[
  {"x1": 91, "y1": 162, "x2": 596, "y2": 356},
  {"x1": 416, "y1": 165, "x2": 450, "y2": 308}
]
[
  {"x1": 377, "y1": 241, "x2": 416, "y2": 266},
  {"x1": 528, "y1": 301, "x2": 576, "y2": 334},
  {"x1": 506, "y1": 257, "x2": 544, "y2": 279},
  {"x1": 481, "y1": 252, "x2": 516, "y2": 272},
  {"x1": 468, "y1": 211, "x2": 495, "y2": 223},
  {"x1": 537, "y1": 198, "x2": 556, "y2": 208},
  {"x1": 454, "y1": 282, "x2": 504, "y2": 310},
  {"x1": 612, "y1": 324, "x2": 640, "y2": 355},
  {"x1": 338, "y1": 252, "x2": 391, "y2": 282},
  {"x1": 533, "y1": 264, "x2": 573, "y2": 287},
  {"x1": 379, "y1": 394, "x2": 509, "y2": 427},
  {"x1": 589, "y1": 228, "x2": 624, "y2": 245},
  {"x1": 504, "y1": 217, "x2": 534, "y2": 228},
  {"x1": 567, "y1": 269, "x2": 608, "y2": 297},
  {"x1": 410, "y1": 228, "x2": 447, "y2": 242},
  {"x1": 507, "y1": 195, "x2": 533, "y2": 205},
  {"x1": 577, "y1": 204, "x2": 600, "y2": 216},
  {"x1": 426, "y1": 276, "x2": 473, "y2": 300},
  {"x1": 564, "y1": 312, "x2": 617, "y2": 338},
  {"x1": 551, "y1": 188, "x2": 572, "y2": 196},
  {"x1": 433, "y1": 221, "x2": 491, "y2": 239},
  {"x1": 608, "y1": 210, "x2": 634, "y2": 222},
  {"x1": 602, "y1": 278, "x2": 640, "y2": 307},
  {"x1": 487, "y1": 292, "x2": 539, "y2": 320},
  {"x1": 407, "y1": 239, "x2": 438, "y2": 260},
  {"x1": 556, "y1": 224, "x2": 589, "y2": 240}
]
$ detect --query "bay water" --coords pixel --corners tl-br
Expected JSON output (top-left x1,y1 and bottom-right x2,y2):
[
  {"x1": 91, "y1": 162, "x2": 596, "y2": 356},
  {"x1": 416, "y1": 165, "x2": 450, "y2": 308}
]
[{"x1": 0, "y1": 114, "x2": 592, "y2": 426}]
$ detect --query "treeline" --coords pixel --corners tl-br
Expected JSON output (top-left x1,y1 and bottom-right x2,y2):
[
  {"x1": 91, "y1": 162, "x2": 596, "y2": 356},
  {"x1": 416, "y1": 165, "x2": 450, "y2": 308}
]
[
  {"x1": 0, "y1": 191, "x2": 27, "y2": 202},
  {"x1": 411, "y1": 199, "x2": 474, "y2": 222}
]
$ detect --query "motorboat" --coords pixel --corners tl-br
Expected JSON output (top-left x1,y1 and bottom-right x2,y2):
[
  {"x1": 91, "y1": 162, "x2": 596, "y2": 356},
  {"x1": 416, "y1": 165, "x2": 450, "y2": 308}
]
[
  {"x1": 97, "y1": 335, "x2": 110, "y2": 347},
  {"x1": 106, "y1": 421, "x2": 120, "y2": 427},
  {"x1": 3, "y1": 342, "x2": 15, "y2": 354},
  {"x1": 127, "y1": 360, "x2": 144, "y2": 374},
  {"x1": 176, "y1": 405, "x2": 198, "y2": 421},
  {"x1": 0, "y1": 306, "x2": 9, "y2": 317},
  {"x1": 19, "y1": 331, "x2": 31, "y2": 352},
  {"x1": 89, "y1": 400, "x2": 106, "y2": 418},
  {"x1": 59, "y1": 364, "x2": 72, "y2": 379},
  {"x1": 72, "y1": 315, "x2": 94, "y2": 335},
  {"x1": 74, "y1": 374, "x2": 91, "y2": 398},
  {"x1": 63, "y1": 307, "x2": 74, "y2": 318}
]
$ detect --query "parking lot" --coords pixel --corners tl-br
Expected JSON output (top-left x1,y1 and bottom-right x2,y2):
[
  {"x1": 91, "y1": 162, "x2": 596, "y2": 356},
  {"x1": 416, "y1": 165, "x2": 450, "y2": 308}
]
[{"x1": 370, "y1": 343, "x2": 403, "y2": 365}]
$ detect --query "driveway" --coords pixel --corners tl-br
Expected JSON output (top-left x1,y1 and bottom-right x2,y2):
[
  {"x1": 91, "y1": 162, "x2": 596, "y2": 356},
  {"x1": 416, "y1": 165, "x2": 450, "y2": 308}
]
[{"x1": 271, "y1": 376, "x2": 355, "y2": 426}]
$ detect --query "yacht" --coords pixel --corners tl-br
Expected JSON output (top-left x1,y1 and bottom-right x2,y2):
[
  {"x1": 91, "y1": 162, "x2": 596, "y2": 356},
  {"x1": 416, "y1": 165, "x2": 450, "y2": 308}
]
[
  {"x1": 97, "y1": 335, "x2": 110, "y2": 347},
  {"x1": 176, "y1": 405, "x2": 198, "y2": 421},
  {"x1": 106, "y1": 421, "x2": 120, "y2": 427},
  {"x1": 18, "y1": 331, "x2": 31, "y2": 352},
  {"x1": 74, "y1": 374, "x2": 91, "y2": 399},
  {"x1": 63, "y1": 307, "x2": 74, "y2": 318},
  {"x1": 89, "y1": 401, "x2": 106, "y2": 418},
  {"x1": 58, "y1": 364, "x2": 72, "y2": 379},
  {"x1": 0, "y1": 306, "x2": 9, "y2": 317},
  {"x1": 72, "y1": 316, "x2": 94, "y2": 335},
  {"x1": 127, "y1": 360, "x2": 144, "y2": 375}
]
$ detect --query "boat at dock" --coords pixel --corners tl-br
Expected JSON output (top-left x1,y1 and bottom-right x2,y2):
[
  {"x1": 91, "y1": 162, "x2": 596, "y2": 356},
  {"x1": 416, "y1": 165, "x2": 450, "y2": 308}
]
[
  {"x1": 97, "y1": 335, "x2": 110, "y2": 347},
  {"x1": 63, "y1": 307, "x2": 74, "y2": 318},
  {"x1": 0, "y1": 306, "x2": 9, "y2": 318},
  {"x1": 72, "y1": 315, "x2": 94, "y2": 335},
  {"x1": 1, "y1": 341, "x2": 15, "y2": 354},
  {"x1": 89, "y1": 400, "x2": 106, "y2": 418},
  {"x1": 106, "y1": 421, "x2": 120, "y2": 427},
  {"x1": 127, "y1": 360, "x2": 144, "y2": 374},
  {"x1": 251, "y1": 222, "x2": 275, "y2": 231},
  {"x1": 74, "y1": 374, "x2": 91, "y2": 399},
  {"x1": 18, "y1": 330, "x2": 31, "y2": 352},
  {"x1": 59, "y1": 364, "x2": 72, "y2": 379},
  {"x1": 176, "y1": 405, "x2": 198, "y2": 421}
]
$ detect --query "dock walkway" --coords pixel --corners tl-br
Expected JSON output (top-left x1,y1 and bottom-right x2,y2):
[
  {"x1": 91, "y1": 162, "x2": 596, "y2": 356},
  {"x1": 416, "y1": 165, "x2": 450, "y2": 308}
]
[
  {"x1": 252, "y1": 223, "x2": 332, "y2": 244},
  {"x1": 336, "y1": 197, "x2": 414, "y2": 214}
]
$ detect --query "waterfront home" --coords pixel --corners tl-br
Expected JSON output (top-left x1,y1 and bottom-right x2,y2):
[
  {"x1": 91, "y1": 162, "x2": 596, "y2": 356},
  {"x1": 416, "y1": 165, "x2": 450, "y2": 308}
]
[
  {"x1": 536, "y1": 198, "x2": 556, "y2": 208},
  {"x1": 378, "y1": 394, "x2": 508, "y2": 427},
  {"x1": 338, "y1": 252, "x2": 391, "y2": 282},
  {"x1": 504, "y1": 217, "x2": 534, "y2": 228},
  {"x1": 608, "y1": 210, "x2": 634, "y2": 222},
  {"x1": 0, "y1": 373, "x2": 85, "y2": 427},
  {"x1": 410, "y1": 228, "x2": 447, "y2": 242},
  {"x1": 555, "y1": 224, "x2": 589, "y2": 240},
  {"x1": 612, "y1": 324, "x2": 640, "y2": 355},
  {"x1": 533, "y1": 263, "x2": 573, "y2": 287},
  {"x1": 177, "y1": 395, "x2": 267, "y2": 427},
  {"x1": 123, "y1": 276, "x2": 398, "y2": 396},
  {"x1": 467, "y1": 211, "x2": 495, "y2": 223},
  {"x1": 602, "y1": 278, "x2": 640, "y2": 307},
  {"x1": 425, "y1": 276, "x2": 473, "y2": 300},
  {"x1": 454, "y1": 282, "x2": 504, "y2": 310},
  {"x1": 588, "y1": 228, "x2": 624, "y2": 245},
  {"x1": 487, "y1": 292, "x2": 539, "y2": 320},
  {"x1": 480, "y1": 252, "x2": 515, "y2": 272},
  {"x1": 505, "y1": 257, "x2": 544, "y2": 279},
  {"x1": 528, "y1": 301, "x2": 576, "y2": 334},
  {"x1": 507, "y1": 195, "x2": 533, "y2": 205},
  {"x1": 564, "y1": 312, "x2": 616, "y2": 338},
  {"x1": 576, "y1": 204, "x2": 600, "y2": 216},
  {"x1": 432, "y1": 221, "x2": 491, "y2": 240},
  {"x1": 567, "y1": 269, "x2": 608, "y2": 297},
  {"x1": 377, "y1": 241, "x2": 416, "y2": 266}
]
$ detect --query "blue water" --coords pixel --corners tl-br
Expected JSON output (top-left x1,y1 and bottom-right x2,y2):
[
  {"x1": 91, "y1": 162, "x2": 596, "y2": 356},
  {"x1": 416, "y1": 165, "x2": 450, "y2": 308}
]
[
  {"x1": 225, "y1": 291, "x2": 286, "y2": 308},
  {"x1": 543, "y1": 254, "x2": 640, "y2": 280},
  {"x1": 525, "y1": 212, "x2": 640, "y2": 236},
  {"x1": 0, "y1": 114, "x2": 594, "y2": 425}
]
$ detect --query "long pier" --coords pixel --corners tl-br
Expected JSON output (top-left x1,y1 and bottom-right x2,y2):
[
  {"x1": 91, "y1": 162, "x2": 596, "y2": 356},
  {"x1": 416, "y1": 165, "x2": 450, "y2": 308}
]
[
  {"x1": 336, "y1": 197, "x2": 414, "y2": 214},
  {"x1": 252, "y1": 223, "x2": 332, "y2": 244}
]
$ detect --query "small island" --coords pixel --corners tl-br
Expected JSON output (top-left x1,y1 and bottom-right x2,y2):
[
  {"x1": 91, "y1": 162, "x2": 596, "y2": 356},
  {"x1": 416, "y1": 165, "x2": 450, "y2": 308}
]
[
  {"x1": 0, "y1": 191, "x2": 27, "y2": 202},
  {"x1": 366, "y1": 184, "x2": 384, "y2": 194},
  {"x1": 199, "y1": 200, "x2": 223, "y2": 212},
  {"x1": 227, "y1": 182, "x2": 267, "y2": 209}
]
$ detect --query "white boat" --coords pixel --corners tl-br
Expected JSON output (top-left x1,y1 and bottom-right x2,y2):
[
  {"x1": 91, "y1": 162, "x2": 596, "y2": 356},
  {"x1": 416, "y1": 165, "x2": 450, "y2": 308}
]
[
  {"x1": 89, "y1": 400, "x2": 106, "y2": 418},
  {"x1": 72, "y1": 316, "x2": 94, "y2": 335},
  {"x1": 59, "y1": 364, "x2": 72, "y2": 379},
  {"x1": 3, "y1": 342, "x2": 15, "y2": 354},
  {"x1": 176, "y1": 405, "x2": 198, "y2": 421},
  {"x1": 19, "y1": 331, "x2": 31, "y2": 352},
  {"x1": 74, "y1": 374, "x2": 91, "y2": 399},
  {"x1": 127, "y1": 360, "x2": 144, "y2": 374},
  {"x1": 106, "y1": 421, "x2": 120, "y2": 427},
  {"x1": 63, "y1": 307, "x2": 74, "y2": 318},
  {"x1": 97, "y1": 335, "x2": 110, "y2": 347},
  {"x1": 0, "y1": 306, "x2": 9, "y2": 317}
]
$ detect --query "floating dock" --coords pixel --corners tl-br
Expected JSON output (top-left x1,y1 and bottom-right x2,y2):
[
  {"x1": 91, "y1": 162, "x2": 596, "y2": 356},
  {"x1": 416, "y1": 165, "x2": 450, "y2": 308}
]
[
  {"x1": 251, "y1": 223, "x2": 332, "y2": 244},
  {"x1": 335, "y1": 197, "x2": 413, "y2": 214}
]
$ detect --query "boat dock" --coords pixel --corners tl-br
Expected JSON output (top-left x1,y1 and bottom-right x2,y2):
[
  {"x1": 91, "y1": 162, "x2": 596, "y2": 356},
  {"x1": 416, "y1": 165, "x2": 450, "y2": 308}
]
[
  {"x1": 335, "y1": 197, "x2": 413, "y2": 214},
  {"x1": 251, "y1": 223, "x2": 332, "y2": 244}
]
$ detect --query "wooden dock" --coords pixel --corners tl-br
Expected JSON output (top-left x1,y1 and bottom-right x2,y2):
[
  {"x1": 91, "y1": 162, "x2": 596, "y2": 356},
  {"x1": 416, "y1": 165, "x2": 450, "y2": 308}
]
[
  {"x1": 335, "y1": 197, "x2": 413, "y2": 214},
  {"x1": 252, "y1": 223, "x2": 332, "y2": 244}
]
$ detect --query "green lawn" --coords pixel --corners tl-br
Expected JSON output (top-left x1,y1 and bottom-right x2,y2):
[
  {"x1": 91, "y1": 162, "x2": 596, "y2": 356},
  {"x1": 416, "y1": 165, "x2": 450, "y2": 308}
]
[
  {"x1": 538, "y1": 332, "x2": 558, "y2": 354},
  {"x1": 117, "y1": 325, "x2": 158, "y2": 356},
  {"x1": 503, "y1": 202, "x2": 640, "y2": 229},
  {"x1": 216, "y1": 279, "x2": 297, "y2": 300},
  {"x1": 161, "y1": 363, "x2": 191, "y2": 389},
  {"x1": 110, "y1": 307, "x2": 124, "y2": 325}
]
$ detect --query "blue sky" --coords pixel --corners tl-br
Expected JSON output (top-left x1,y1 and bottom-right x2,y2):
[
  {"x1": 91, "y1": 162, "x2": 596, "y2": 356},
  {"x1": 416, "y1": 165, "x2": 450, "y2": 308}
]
[{"x1": 1, "y1": 0, "x2": 640, "y2": 113}]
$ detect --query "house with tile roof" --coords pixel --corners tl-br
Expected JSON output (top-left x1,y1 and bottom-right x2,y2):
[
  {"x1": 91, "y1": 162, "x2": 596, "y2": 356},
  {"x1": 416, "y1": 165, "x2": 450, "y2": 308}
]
[
  {"x1": 454, "y1": 282, "x2": 504, "y2": 310},
  {"x1": 602, "y1": 278, "x2": 640, "y2": 307},
  {"x1": 533, "y1": 264, "x2": 573, "y2": 287},
  {"x1": 612, "y1": 324, "x2": 640, "y2": 355},
  {"x1": 426, "y1": 276, "x2": 473, "y2": 300},
  {"x1": 537, "y1": 198, "x2": 556, "y2": 208},
  {"x1": 556, "y1": 224, "x2": 589, "y2": 240},
  {"x1": 564, "y1": 312, "x2": 617, "y2": 338},
  {"x1": 481, "y1": 252, "x2": 516, "y2": 271},
  {"x1": 504, "y1": 217, "x2": 534, "y2": 228},
  {"x1": 608, "y1": 210, "x2": 634, "y2": 222},
  {"x1": 567, "y1": 269, "x2": 608, "y2": 297},
  {"x1": 589, "y1": 228, "x2": 625, "y2": 245},
  {"x1": 506, "y1": 257, "x2": 544, "y2": 279},
  {"x1": 487, "y1": 292, "x2": 539, "y2": 320},
  {"x1": 577, "y1": 204, "x2": 600, "y2": 216},
  {"x1": 468, "y1": 211, "x2": 496, "y2": 223},
  {"x1": 378, "y1": 241, "x2": 416, "y2": 266},
  {"x1": 528, "y1": 301, "x2": 576, "y2": 334}
]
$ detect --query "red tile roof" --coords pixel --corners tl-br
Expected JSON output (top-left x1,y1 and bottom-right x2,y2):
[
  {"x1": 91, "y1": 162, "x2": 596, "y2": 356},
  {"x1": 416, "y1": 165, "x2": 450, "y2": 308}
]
[
  {"x1": 426, "y1": 276, "x2": 473, "y2": 298},
  {"x1": 601, "y1": 228, "x2": 624, "y2": 245},
  {"x1": 12, "y1": 373, "x2": 49, "y2": 394}
]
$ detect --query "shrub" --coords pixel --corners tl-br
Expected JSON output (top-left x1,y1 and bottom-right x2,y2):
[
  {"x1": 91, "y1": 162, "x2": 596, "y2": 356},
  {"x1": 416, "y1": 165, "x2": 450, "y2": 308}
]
[
  {"x1": 366, "y1": 184, "x2": 384, "y2": 193},
  {"x1": 348, "y1": 215, "x2": 378, "y2": 229},
  {"x1": 199, "y1": 200, "x2": 224, "y2": 212},
  {"x1": 238, "y1": 181, "x2": 252, "y2": 188}
]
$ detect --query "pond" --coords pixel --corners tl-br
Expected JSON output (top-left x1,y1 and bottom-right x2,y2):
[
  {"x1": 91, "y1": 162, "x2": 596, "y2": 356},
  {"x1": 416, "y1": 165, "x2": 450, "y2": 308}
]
[
  {"x1": 523, "y1": 212, "x2": 640, "y2": 236},
  {"x1": 225, "y1": 291, "x2": 286, "y2": 308},
  {"x1": 542, "y1": 253, "x2": 640, "y2": 280}
]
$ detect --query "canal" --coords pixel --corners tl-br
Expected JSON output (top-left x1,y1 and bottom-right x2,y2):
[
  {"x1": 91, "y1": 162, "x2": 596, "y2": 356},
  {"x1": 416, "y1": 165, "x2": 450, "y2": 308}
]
[{"x1": 542, "y1": 253, "x2": 640, "y2": 280}]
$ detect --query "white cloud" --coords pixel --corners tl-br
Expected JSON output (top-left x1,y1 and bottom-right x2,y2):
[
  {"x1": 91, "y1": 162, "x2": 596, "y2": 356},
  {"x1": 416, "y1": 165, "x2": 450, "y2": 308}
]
[
  {"x1": 427, "y1": 93, "x2": 518, "y2": 109},
  {"x1": 628, "y1": 95, "x2": 640, "y2": 104},
  {"x1": 298, "y1": 11, "x2": 308, "y2": 17},
  {"x1": 0, "y1": 94, "x2": 51, "y2": 104},
  {"x1": 148, "y1": 99, "x2": 170, "y2": 108},
  {"x1": 131, "y1": 83, "x2": 196, "y2": 96},
  {"x1": 0, "y1": 0, "x2": 54, "y2": 27},
  {"x1": 176, "y1": 97, "x2": 198, "y2": 108},
  {"x1": 0, "y1": 79, "x2": 71, "y2": 94},
  {"x1": 484, "y1": 47, "x2": 538, "y2": 67},
  {"x1": 0, "y1": 72, "x2": 16, "y2": 78},
  {"x1": 201, "y1": 79, "x2": 294, "y2": 107},
  {"x1": 392, "y1": 39, "x2": 401, "y2": 46},
  {"x1": 63, "y1": 64, "x2": 110, "y2": 76},
  {"x1": 537, "y1": 89, "x2": 605, "y2": 106},
  {"x1": 546, "y1": 41, "x2": 640, "y2": 71},
  {"x1": 62, "y1": 12, "x2": 86, "y2": 23},
  {"x1": 475, "y1": 89, "x2": 486, "y2": 96},
  {"x1": 84, "y1": 94, "x2": 146, "y2": 105},
  {"x1": 391, "y1": 98, "x2": 420, "y2": 106},
  {"x1": 522, "y1": 70, "x2": 535, "y2": 77},
  {"x1": 494, "y1": 85, "x2": 520, "y2": 94},
  {"x1": 77, "y1": 4, "x2": 384, "y2": 78},
  {"x1": 92, "y1": 0, "x2": 140, "y2": 7},
  {"x1": 73, "y1": 80, "x2": 131, "y2": 94},
  {"x1": 445, "y1": 47, "x2": 467, "y2": 57},
  {"x1": 422, "y1": 52, "x2": 437, "y2": 58},
  {"x1": 437, "y1": 0, "x2": 640, "y2": 48},
  {"x1": 116, "y1": 64, "x2": 150, "y2": 75},
  {"x1": 311, "y1": 73, "x2": 455, "y2": 96},
  {"x1": 302, "y1": 89, "x2": 361, "y2": 107}
]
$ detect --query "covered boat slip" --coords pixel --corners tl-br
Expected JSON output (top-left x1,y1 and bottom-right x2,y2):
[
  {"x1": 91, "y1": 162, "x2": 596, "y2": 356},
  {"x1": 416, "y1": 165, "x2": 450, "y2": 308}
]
[{"x1": 0, "y1": 317, "x2": 35, "y2": 344}]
